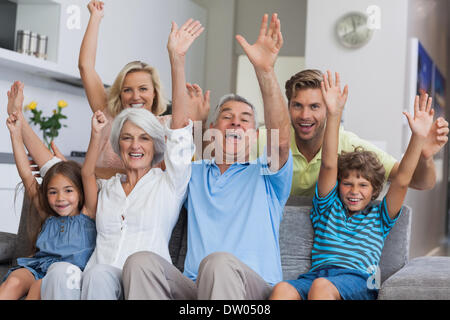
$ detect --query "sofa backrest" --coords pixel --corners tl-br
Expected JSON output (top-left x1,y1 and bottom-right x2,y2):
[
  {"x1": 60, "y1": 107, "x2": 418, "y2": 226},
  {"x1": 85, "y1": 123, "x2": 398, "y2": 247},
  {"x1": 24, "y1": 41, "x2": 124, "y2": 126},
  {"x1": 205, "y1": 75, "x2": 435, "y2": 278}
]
[{"x1": 279, "y1": 204, "x2": 412, "y2": 283}]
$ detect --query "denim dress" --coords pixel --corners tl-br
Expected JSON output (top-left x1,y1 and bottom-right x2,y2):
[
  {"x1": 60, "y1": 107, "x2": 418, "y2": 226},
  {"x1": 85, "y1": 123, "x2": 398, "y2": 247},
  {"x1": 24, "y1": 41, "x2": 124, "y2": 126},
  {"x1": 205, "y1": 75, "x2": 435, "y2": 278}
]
[{"x1": 3, "y1": 213, "x2": 96, "y2": 281}]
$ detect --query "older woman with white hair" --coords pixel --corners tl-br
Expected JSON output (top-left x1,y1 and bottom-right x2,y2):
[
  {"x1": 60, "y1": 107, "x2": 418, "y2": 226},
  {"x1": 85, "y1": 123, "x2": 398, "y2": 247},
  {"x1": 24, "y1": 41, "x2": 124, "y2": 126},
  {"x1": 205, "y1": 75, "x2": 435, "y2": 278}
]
[{"x1": 39, "y1": 18, "x2": 204, "y2": 300}]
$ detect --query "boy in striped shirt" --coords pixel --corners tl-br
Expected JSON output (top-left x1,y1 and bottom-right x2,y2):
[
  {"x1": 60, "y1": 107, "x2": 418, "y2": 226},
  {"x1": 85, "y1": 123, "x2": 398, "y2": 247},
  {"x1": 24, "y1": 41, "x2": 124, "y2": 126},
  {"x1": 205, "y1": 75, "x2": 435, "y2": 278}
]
[{"x1": 270, "y1": 70, "x2": 434, "y2": 300}]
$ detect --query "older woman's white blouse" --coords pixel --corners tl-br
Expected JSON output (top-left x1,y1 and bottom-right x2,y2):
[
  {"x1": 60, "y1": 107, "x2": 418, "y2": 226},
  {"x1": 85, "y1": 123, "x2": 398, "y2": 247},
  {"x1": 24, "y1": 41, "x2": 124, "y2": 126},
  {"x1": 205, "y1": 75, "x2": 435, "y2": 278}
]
[{"x1": 72, "y1": 120, "x2": 193, "y2": 271}]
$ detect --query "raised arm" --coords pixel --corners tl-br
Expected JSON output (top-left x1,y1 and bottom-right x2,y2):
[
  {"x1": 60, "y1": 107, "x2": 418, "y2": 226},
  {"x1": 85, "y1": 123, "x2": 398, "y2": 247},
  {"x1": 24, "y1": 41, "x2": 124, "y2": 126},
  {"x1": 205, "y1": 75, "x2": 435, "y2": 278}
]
[
  {"x1": 7, "y1": 81, "x2": 55, "y2": 169},
  {"x1": 6, "y1": 112, "x2": 41, "y2": 212},
  {"x1": 317, "y1": 71, "x2": 348, "y2": 197},
  {"x1": 78, "y1": 0, "x2": 108, "y2": 113},
  {"x1": 81, "y1": 110, "x2": 108, "y2": 219},
  {"x1": 386, "y1": 94, "x2": 434, "y2": 219},
  {"x1": 235, "y1": 13, "x2": 289, "y2": 171},
  {"x1": 167, "y1": 19, "x2": 204, "y2": 129},
  {"x1": 389, "y1": 116, "x2": 449, "y2": 190}
]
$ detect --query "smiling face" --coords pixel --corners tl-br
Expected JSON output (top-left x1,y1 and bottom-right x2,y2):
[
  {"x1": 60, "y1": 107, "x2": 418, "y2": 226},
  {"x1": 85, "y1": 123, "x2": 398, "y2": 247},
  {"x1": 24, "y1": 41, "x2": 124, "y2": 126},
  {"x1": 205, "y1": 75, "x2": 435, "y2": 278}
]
[
  {"x1": 119, "y1": 120, "x2": 155, "y2": 171},
  {"x1": 46, "y1": 174, "x2": 81, "y2": 217},
  {"x1": 212, "y1": 100, "x2": 257, "y2": 162},
  {"x1": 120, "y1": 71, "x2": 156, "y2": 112},
  {"x1": 338, "y1": 170, "x2": 374, "y2": 214},
  {"x1": 289, "y1": 88, "x2": 327, "y2": 148}
]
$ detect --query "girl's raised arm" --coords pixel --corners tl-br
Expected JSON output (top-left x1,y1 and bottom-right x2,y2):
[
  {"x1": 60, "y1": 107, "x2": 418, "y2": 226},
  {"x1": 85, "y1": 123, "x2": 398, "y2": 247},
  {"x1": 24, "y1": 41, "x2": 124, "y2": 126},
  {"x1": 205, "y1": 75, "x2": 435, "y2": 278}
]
[
  {"x1": 7, "y1": 81, "x2": 55, "y2": 169},
  {"x1": 6, "y1": 112, "x2": 41, "y2": 213}
]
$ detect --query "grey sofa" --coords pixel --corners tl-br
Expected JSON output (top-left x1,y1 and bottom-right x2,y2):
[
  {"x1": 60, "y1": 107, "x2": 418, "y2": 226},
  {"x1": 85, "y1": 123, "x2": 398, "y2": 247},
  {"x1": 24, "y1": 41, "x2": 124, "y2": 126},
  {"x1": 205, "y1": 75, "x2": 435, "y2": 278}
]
[{"x1": 1, "y1": 195, "x2": 450, "y2": 299}]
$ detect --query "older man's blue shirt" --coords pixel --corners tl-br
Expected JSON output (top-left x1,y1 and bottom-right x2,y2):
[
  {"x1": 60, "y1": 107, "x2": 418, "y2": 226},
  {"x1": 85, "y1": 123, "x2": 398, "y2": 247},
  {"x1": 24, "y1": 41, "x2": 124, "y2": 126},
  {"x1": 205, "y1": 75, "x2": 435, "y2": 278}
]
[{"x1": 183, "y1": 151, "x2": 293, "y2": 286}]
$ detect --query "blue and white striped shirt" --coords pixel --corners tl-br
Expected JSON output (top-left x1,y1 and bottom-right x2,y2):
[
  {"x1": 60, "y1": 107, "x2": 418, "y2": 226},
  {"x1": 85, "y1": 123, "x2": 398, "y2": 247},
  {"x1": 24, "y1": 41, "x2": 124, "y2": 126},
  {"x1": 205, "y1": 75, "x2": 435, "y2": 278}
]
[{"x1": 310, "y1": 182, "x2": 401, "y2": 275}]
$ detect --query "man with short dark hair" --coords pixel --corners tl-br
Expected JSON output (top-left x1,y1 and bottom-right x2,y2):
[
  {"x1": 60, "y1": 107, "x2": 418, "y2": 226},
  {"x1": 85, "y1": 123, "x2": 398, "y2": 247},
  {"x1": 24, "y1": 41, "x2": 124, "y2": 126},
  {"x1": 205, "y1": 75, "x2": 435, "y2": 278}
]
[{"x1": 283, "y1": 69, "x2": 449, "y2": 196}]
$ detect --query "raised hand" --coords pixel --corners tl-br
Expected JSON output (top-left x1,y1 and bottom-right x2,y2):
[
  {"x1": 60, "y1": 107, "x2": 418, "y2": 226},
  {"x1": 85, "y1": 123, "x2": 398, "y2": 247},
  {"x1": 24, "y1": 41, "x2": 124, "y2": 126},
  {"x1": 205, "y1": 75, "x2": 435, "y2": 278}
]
[
  {"x1": 186, "y1": 83, "x2": 210, "y2": 123},
  {"x1": 235, "y1": 13, "x2": 283, "y2": 72},
  {"x1": 320, "y1": 70, "x2": 349, "y2": 116},
  {"x1": 167, "y1": 18, "x2": 204, "y2": 58},
  {"x1": 6, "y1": 112, "x2": 22, "y2": 135},
  {"x1": 7, "y1": 81, "x2": 24, "y2": 116},
  {"x1": 422, "y1": 117, "x2": 449, "y2": 159},
  {"x1": 87, "y1": 0, "x2": 104, "y2": 19},
  {"x1": 403, "y1": 94, "x2": 434, "y2": 138},
  {"x1": 91, "y1": 110, "x2": 108, "y2": 135}
]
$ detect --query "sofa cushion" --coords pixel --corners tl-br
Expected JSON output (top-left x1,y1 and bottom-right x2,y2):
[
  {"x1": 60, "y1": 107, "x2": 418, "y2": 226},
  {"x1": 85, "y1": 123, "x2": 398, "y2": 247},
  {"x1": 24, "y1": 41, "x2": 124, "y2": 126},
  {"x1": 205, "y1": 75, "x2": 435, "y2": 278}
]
[
  {"x1": 378, "y1": 205, "x2": 411, "y2": 283},
  {"x1": 169, "y1": 206, "x2": 188, "y2": 272},
  {"x1": 378, "y1": 256, "x2": 450, "y2": 300},
  {"x1": 280, "y1": 206, "x2": 313, "y2": 280},
  {"x1": 0, "y1": 232, "x2": 16, "y2": 264}
]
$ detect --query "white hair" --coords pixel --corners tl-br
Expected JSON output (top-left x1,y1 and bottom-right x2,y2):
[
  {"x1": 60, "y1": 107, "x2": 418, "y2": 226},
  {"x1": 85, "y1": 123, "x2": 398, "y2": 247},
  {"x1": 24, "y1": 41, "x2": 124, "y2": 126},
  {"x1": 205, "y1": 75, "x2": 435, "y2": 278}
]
[
  {"x1": 110, "y1": 108, "x2": 166, "y2": 166},
  {"x1": 211, "y1": 93, "x2": 258, "y2": 126}
]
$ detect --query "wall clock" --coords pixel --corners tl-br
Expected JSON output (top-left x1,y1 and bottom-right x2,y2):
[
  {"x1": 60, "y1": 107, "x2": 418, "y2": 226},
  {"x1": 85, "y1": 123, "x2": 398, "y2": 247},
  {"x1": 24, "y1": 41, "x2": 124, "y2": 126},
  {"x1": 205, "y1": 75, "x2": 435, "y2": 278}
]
[{"x1": 335, "y1": 12, "x2": 374, "y2": 49}]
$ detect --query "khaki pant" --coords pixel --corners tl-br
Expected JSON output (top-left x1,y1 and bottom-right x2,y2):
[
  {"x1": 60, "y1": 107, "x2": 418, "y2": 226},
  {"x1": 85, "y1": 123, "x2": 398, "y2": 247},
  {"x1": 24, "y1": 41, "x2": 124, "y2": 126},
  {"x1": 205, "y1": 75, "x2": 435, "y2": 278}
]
[
  {"x1": 41, "y1": 262, "x2": 123, "y2": 300},
  {"x1": 122, "y1": 251, "x2": 272, "y2": 300}
]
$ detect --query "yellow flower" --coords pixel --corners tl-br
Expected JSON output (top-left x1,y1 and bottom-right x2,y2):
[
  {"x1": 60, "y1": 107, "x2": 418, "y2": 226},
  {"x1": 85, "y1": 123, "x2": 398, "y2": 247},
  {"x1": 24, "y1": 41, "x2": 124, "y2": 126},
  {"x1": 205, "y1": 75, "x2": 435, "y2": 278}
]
[
  {"x1": 57, "y1": 100, "x2": 68, "y2": 108},
  {"x1": 25, "y1": 101, "x2": 38, "y2": 111}
]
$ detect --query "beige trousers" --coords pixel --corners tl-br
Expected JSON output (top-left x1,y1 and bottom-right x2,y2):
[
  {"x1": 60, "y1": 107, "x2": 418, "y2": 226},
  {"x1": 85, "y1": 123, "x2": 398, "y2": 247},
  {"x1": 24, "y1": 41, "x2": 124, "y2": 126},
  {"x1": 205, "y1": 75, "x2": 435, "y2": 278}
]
[{"x1": 122, "y1": 251, "x2": 272, "y2": 300}]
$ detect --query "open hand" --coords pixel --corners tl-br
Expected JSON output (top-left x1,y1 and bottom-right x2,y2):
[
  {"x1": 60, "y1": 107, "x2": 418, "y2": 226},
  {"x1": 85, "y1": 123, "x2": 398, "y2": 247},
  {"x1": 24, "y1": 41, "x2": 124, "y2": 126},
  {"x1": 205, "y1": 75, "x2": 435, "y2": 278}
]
[
  {"x1": 92, "y1": 110, "x2": 108, "y2": 135},
  {"x1": 7, "y1": 81, "x2": 24, "y2": 116},
  {"x1": 403, "y1": 94, "x2": 434, "y2": 139},
  {"x1": 421, "y1": 116, "x2": 449, "y2": 159},
  {"x1": 320, "y1": 70, "x2": 348, "y2": 116},
  {"x1": 235, "y1": 13, "x2": 283, "y2": 72},
  {"x1": 87, "y1": 0, "x2": 104, "y2": 19},
  {"x1": 186, "y1": 83, "x2": 210, "y2": 123},
  {"x1": 167, "y1": 18, "x2": 204, "y2": 58}
]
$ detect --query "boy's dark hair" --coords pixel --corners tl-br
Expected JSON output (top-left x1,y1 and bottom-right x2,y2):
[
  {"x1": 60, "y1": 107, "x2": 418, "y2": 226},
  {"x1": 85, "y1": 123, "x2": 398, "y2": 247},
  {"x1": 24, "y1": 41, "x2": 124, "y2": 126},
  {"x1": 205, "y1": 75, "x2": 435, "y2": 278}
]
[{"x1": 338, "y1": 147, "x2": 386, "y2": 200}]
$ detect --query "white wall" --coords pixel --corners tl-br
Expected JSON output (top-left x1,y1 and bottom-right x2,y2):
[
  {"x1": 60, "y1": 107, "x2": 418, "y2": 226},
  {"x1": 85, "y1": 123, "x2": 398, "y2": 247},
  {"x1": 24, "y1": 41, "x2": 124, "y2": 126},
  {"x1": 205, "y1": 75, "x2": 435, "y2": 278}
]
[
  {"x1": 305, "y1": 0, "x2": 408, "y2": 160},
  {"x1": 304, "y1": 0, "x2": 448, "y2": 258}
]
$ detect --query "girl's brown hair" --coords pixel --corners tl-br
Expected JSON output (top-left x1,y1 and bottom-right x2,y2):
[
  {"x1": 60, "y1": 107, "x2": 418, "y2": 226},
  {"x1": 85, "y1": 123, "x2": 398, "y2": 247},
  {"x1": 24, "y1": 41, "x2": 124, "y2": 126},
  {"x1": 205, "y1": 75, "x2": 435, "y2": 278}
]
[
  {"x1": 29, "y1": 161, "x2": 84, "y2": 253},
  {"x1": 338, "y1": 147, "x2": 386, "y2": 200}
]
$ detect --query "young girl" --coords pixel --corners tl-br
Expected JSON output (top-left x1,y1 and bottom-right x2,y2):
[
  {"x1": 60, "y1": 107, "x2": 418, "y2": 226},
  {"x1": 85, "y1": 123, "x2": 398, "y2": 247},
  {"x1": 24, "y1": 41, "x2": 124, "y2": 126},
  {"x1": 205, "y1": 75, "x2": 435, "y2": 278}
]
[
  {"x1": 0, "y1": 85, "x2": 96, "y2": 300},
  {"x1": 270, "y1": 71, "x2": 434, "y2": 300}
]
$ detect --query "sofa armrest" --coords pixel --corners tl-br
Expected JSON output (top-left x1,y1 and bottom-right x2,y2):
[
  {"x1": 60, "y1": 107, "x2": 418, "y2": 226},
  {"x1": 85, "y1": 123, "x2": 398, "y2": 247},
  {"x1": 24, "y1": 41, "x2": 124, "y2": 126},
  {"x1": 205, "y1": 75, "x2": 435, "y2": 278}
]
[
  {"x1": 378, "y1": 256, "x2": 450, "y2": 300},
  {"x1": 0, "y1": 232, "x2": 17, "y2": 263}
]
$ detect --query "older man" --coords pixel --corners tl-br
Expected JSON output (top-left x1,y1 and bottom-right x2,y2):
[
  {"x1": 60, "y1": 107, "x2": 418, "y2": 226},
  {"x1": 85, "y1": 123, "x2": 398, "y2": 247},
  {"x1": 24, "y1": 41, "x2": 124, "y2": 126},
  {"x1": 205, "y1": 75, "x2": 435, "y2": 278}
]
[{"x1": 122, "y1": 13, "x2": 293, "y2": 300}]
